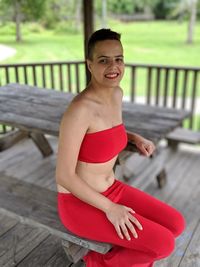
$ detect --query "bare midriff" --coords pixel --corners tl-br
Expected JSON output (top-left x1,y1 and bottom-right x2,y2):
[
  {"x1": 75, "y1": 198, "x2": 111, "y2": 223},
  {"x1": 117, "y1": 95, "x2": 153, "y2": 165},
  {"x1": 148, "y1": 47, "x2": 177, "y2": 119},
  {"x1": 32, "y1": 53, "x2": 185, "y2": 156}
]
[{"x1": 56, "y1": 155, "x2": 118, "y2": 194}]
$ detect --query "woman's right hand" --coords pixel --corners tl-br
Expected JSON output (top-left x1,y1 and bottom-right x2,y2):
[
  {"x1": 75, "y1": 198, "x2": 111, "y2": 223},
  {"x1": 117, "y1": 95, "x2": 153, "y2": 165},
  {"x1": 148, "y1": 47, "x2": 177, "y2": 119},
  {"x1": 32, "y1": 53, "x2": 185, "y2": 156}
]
[{"x1": 105, "y1": 203, "x2": 143, "y2": 240}]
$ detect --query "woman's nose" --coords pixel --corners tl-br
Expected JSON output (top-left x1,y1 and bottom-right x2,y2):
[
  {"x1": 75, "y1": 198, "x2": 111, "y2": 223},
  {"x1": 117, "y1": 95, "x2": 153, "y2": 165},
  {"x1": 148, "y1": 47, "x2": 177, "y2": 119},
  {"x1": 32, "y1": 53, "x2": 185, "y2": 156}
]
[{"x1": 109, "y1": 59, "x2": 117, "y2": 68}]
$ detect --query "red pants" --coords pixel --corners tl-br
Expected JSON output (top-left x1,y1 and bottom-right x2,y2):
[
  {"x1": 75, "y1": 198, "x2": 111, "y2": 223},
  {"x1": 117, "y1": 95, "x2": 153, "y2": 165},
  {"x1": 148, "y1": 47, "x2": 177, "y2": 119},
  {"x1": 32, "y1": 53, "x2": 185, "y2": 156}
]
[{"x1": 57, "y1": 180, "x2": 185, "y2": 267}]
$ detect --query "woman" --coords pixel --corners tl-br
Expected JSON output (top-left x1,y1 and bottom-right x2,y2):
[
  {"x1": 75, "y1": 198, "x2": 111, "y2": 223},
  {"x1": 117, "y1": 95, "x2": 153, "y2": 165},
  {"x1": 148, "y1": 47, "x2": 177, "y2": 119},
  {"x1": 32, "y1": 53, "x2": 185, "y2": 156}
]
[{"x1": 56, "y1": 29, "x2": 185, "y2": 267}]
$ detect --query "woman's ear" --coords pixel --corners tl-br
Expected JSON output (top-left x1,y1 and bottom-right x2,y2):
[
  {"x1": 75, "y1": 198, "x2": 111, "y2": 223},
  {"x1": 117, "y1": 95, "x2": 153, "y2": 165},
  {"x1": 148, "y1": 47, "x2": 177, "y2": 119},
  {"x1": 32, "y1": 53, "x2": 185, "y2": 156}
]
[{"x1": 86, "y1": 59, "x2": 92, "y2": 73}]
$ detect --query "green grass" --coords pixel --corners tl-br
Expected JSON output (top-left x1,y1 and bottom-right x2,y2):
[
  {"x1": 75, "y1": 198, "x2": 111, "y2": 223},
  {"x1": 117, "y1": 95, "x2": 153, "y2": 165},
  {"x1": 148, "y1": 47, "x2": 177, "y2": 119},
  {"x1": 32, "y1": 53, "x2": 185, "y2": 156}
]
[
  {"x1": 116, "y1": 20, "x2": 200, "y2": 67},
  {"x1": 0, "y1": 30, "x2": 84, "y2": 63},
  {"x1": 1, "y1": 20, "x2": 200, "y2": 95},
  {"x1": 0, "y1": 20, "x2": 200, "y2": 66},
  {"x1": 1, "y1": 21, "x2": 200, "y2": 94}
]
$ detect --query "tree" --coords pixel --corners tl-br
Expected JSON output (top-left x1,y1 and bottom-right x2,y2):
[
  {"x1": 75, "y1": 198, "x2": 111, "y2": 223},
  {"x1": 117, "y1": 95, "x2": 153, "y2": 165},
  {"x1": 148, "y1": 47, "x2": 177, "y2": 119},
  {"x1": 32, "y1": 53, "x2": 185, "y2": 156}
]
[
  {"x1": 170, "y1": 0, "x2": 198, "y2": 44},
  {"x1": 186, "y1": 0, "x2": 198, "y2": 44},
  {"x1": 0, "y1": 0, "x2": 46, "y2": 42}
]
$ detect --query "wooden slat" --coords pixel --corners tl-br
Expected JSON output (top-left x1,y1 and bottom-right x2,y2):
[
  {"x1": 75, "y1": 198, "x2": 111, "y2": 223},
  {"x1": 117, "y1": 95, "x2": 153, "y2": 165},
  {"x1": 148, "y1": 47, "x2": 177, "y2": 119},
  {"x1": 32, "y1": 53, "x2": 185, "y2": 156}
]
[
  {"x1": 150, "y1": 151, "x2": 200, "y2": 267},
  {"x1": 0, "y1": 213, "x2": 18, "y2": 236},
  {"x1": 179, "y1": 220, "x2": 200, "y2": 267},
  {"x1": 0, "y1": 216, "x2": 49, "y2": 267},
  {"x1": 0, "y1": 83, "x2": 190, "y2": 159},
  {"x1": 147, "y1": 67, "x2": 152, "y2": 104},
  {"x1": 0, "y1": 174, "x2": 112, "y2": 254},
  {"x1": 167, "y1": 127, "x2": 200, "y2": 145},
  {"x1": 17, "y1": 235, "x2": 70, "y2": 267}
]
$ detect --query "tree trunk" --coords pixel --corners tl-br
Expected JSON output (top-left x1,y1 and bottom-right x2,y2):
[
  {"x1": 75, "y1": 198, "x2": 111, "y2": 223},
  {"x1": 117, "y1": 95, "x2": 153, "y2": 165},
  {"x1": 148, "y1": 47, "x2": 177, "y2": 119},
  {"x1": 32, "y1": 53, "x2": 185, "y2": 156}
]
[
  {"x1": 187, "y1": 0, "x2": 197, "y2": 44},
  {"x1": 101, "y1": 0, "x2": 107, "y2": 28},
  {"x1": 15, "y1": 0, "x2": 22, "y2": 42},
  {"x1": 74, "y1": 0, "x2": 82, "y2": 32}
]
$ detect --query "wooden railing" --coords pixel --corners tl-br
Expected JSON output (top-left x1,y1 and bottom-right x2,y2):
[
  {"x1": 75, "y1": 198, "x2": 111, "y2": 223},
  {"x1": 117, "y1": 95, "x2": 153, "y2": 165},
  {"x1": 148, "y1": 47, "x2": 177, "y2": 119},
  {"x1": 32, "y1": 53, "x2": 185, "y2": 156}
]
[
  {"x1": 0, "y1": 61, "x2": 86, "y2": 93},
  {"x1": 0, "y1": 61, "x2": 200, "y2": 133}
]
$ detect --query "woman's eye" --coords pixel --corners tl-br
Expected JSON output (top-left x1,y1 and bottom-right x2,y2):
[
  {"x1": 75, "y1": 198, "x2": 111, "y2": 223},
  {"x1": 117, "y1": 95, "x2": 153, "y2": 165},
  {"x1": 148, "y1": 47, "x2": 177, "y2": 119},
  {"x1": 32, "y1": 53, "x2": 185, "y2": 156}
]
[
  {"x1": 116, "y1": 58, "x2": 123, "y2": 63},
  {"x1": 99, "y1": 59, "x2": 107, "y2": 64}
]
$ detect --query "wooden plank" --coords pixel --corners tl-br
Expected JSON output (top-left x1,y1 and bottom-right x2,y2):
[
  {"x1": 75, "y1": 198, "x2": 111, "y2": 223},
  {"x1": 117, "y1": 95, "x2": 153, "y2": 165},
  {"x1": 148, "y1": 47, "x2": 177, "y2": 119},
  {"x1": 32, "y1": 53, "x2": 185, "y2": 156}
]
[
  {"x1": 0, "y1": 83, "x2": 74, "y2": 104},
  {"x1": 62, "y1": 240, "x2": 88, "y2": 263},
  {"x1": 45, "y1": 248, "x2": 73, "y2": 267},
  {"x1": 0, "y1": 217, "x2": 49, "y2": 267},
  {"x1": 179, "y1": 220, "x2": 200, "y2": 267},
  {"x1": 17, "y1": 235, "x2": 70, "y2": 267},
  {"x1": 151, "y1": 151, "x2": 200, "y2": 267},
  {"x1": 0, "y1": 112, "x2": 59, "y2": 136},
  {"x1": 0, "y1": 213, "x2": 18, "y2": 237},
  {"x1": 0, "y1": 98, "x2": 65, "y2": 121},
  {"x1": 122, "y1": 101, "x2": 190, "y2": 120},
  {"x1": 0, "y1": 174, "x2": 112, "y2": 254},
  {"x1": 0, "y1": 130, "x2": 28, "y2": 151},
  {"x1": 167, "y1": 127, "x2": 200, "y2": 144}
]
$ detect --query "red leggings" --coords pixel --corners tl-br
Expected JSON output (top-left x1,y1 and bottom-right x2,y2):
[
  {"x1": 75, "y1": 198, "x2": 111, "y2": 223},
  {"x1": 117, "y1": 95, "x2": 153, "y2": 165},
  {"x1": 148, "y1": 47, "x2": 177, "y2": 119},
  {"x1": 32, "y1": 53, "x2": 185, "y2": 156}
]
[{"x1": 57, "y1": 180, "x2": 185, "y2": 267}]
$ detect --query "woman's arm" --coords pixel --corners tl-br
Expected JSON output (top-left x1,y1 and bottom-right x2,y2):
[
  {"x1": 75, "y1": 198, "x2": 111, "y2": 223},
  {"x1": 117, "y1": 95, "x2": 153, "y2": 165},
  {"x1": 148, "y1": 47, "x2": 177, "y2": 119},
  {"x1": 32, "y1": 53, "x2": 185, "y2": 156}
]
[
  {"x1": 127, "y1": 131, "x2": 155, "y2": 157},
  {"x1": 56, "y1": 100, "x2": 113, "y2": 213}
]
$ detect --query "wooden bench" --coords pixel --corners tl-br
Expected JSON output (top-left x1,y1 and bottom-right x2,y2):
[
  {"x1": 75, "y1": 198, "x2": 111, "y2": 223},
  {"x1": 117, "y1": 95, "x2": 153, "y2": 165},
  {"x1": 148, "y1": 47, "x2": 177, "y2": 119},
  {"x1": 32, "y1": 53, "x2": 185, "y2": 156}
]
[
  {"x1": 0, "y1": 173, "x2": 112, "y2": 266},
  {"x1": 166, "y1": 127, "x2": 200, "y2": 149}
]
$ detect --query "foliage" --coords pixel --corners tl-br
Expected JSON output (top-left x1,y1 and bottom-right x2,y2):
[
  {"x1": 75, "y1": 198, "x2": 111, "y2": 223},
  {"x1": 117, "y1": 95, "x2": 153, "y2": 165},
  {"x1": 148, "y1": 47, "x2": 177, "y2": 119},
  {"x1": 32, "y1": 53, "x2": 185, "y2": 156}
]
[
  {"x1": 0, "y1": 21, "x2": 16, "y2": 34},
  {"x1": 0, "y1": 0, "x2": 47, "y2": 21},
  {"x1": 42, "y1": 0, "x2": 81, "y2": 30},
  {"x1": 153, "y1": 0, "x2": 179, "y2": 19}
]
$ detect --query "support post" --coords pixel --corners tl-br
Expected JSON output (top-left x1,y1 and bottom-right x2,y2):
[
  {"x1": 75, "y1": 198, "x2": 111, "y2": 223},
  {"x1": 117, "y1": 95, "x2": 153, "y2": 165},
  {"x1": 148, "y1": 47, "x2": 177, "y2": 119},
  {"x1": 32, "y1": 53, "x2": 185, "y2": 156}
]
[{"x1": 83, "y1": 0, "x2": 94, "y2": 85}]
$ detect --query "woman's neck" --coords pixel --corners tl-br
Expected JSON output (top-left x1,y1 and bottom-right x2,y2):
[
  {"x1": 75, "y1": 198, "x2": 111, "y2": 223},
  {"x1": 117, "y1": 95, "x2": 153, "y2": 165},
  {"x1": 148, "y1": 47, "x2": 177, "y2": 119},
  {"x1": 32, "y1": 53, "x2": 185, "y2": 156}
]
[{"x1": 87, "y1": 81, "x2": 117, "y2": 104}]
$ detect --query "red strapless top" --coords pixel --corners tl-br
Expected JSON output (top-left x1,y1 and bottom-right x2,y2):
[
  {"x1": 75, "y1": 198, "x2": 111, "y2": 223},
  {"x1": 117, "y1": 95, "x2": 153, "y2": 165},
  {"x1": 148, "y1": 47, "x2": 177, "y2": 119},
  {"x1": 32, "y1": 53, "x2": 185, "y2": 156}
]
[{"x1": 78, "y1": 123, "x2": 127, "y2": 163}]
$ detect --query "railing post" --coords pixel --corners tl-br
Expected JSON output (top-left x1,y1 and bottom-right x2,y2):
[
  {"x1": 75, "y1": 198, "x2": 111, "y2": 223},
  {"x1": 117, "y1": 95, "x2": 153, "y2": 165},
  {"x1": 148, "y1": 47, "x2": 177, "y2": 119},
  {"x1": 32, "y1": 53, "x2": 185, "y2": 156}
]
[
  {"x1": 83, "y1": 0, "x2": 94, "y2": 85},
  {"x1": 131, "y1": 66, "x2": 136, "y2": 102}
]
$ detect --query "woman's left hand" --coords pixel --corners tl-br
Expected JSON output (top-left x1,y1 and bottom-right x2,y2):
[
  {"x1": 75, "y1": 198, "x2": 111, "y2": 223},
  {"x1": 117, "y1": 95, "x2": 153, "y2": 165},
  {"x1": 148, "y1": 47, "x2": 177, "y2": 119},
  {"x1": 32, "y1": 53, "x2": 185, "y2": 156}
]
[{"x1": 135, "y1": 137, "x2": 155, "y2": 157}]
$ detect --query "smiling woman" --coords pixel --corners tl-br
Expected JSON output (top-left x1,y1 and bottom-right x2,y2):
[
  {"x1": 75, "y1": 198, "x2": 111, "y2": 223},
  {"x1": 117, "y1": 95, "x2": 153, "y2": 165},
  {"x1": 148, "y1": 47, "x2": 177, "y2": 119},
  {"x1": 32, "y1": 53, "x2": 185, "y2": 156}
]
[{"x1": 56, "y1": 29, "x2": 185, "y2": 267}]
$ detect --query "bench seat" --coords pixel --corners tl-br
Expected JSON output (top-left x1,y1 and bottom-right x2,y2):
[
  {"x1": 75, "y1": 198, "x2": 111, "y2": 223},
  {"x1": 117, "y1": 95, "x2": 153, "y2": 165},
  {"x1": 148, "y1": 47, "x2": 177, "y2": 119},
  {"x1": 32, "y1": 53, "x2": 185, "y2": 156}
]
[
  {"x1": 167, "y1": 127, "x2": 200, "y2": 148},
  {"x1": 0, "y1": 173, "x2": 112, "y2": 265}
]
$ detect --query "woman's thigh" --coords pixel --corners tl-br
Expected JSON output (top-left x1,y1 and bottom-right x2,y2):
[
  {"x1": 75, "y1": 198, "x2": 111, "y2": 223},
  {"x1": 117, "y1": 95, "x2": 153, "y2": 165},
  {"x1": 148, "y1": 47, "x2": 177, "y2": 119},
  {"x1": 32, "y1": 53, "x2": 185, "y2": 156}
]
[
  {"x1": 58, "y1": 192, "x2": 174, "y2": 259},
  {"x1": 118, "y1": 181, "x2": 185, "y2": 237}
]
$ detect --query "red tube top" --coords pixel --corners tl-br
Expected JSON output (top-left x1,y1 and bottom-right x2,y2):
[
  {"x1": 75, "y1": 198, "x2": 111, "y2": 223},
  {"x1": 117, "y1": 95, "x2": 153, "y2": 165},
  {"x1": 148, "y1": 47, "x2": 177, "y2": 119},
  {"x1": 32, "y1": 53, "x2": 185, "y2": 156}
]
[{"x1": 78, "y1": 123, "x2": 127, "y2": 163}]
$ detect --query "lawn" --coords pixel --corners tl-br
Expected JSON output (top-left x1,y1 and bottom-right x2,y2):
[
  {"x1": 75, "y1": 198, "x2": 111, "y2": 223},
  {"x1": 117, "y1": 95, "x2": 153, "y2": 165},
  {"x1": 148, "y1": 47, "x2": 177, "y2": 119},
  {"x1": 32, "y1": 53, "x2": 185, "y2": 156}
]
[{"x1": 0, "y1": 20, "x2": 200, "y2": 66}]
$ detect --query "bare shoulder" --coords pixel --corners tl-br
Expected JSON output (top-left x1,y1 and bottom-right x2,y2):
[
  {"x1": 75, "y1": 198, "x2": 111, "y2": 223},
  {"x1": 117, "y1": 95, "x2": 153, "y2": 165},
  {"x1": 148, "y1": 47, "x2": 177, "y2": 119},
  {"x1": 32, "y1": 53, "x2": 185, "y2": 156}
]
[
  {"x1": 60, "y1": 92, "x2": 92, "y2": 131},
  {"x1": 115, "y1": 86, "x2": 123, "y2": 99}
]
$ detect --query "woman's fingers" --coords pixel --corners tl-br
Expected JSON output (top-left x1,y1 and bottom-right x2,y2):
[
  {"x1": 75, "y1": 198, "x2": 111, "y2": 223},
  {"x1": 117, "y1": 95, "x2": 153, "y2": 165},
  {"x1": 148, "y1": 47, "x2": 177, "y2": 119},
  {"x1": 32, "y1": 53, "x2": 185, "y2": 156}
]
[
  {"x1": 120, "y1": 223, "x2": 131, "y2": 240},
  {"x1": 115, "y1": 224, "x2": 124, "y2": 239},
  {"x1": 128, "y1": 213, "x2": 143, "y2": 231},
  {"x1": 116, "y1": 216, "x2": 143, "y2": 240},
  {"x1": 106, "y1": 204, "x2": 143, "y2": 240}
]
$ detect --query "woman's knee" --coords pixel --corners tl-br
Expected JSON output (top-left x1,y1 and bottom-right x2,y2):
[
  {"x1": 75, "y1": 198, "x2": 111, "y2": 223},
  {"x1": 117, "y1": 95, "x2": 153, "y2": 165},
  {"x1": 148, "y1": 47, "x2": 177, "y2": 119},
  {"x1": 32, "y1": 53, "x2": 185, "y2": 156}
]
[
  {"x1": 170, "y1": 209, "x2": 185, "y2": 237},
  {"x1": 156, "y1": 229, "x2": 175, "y2": 259}
]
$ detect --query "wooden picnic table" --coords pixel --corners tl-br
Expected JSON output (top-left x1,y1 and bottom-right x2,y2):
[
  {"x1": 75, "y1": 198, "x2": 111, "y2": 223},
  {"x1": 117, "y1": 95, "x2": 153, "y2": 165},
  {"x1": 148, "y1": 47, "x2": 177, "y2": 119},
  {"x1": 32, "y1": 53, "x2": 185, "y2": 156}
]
[
  {"x1": 0, "y1": 83, "x2": 189, "y2": 142},
  {"x1": 0, "y1": 83, "x2": 191, "y2": 266},
  {"x1": 0, "y1": 83, "x2": 190, "y2": 185}
]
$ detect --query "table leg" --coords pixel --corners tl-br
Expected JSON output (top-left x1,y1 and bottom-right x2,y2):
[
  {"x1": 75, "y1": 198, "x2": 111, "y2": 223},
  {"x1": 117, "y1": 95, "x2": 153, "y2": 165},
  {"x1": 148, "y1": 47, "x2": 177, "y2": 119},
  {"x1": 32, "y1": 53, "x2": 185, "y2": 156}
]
[
  {"x1": 0, "y1": 130, "x2": 28, "y2": 151},
  {"x1": 29, "y1": 132, "x2": 53, "y2": 157}
]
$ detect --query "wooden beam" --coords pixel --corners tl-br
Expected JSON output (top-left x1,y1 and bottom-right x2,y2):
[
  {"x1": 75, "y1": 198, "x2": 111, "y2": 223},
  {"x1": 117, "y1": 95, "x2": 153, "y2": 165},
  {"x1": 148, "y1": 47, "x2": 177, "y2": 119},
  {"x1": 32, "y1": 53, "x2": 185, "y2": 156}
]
[{"x1": 83, "y1": 0, "x2": 94, "y2": 85}]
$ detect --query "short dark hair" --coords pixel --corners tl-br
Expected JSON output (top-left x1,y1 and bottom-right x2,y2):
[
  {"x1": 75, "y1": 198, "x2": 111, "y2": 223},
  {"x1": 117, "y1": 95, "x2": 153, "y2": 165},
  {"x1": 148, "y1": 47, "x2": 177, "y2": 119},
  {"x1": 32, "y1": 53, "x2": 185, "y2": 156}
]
[{"x1": 87, "y1": 29, "x2": 121, "y2": 60}]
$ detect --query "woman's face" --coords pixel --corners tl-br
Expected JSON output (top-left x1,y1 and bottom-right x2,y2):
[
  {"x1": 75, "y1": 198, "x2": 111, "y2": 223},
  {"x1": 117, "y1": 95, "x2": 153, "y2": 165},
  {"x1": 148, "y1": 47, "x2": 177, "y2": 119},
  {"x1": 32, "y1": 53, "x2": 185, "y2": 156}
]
[{"x1": 87, "y1": 39, "x2": 125, "y2": 88}]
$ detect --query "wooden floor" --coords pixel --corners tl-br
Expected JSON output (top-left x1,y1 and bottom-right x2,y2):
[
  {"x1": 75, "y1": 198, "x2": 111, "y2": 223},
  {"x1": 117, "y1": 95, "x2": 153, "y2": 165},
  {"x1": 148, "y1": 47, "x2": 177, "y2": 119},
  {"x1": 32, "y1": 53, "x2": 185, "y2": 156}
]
[{"x1": 0, "y1": 136, "x2": 199, "y2": 267}]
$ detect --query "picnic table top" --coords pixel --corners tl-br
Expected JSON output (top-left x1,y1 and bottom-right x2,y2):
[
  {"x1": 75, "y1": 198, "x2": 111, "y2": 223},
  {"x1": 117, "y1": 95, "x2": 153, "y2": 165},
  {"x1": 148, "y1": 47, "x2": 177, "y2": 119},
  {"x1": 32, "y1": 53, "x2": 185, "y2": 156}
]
[{"x1": 0, "y1": 83, "x2": 190, "y2": 143}]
